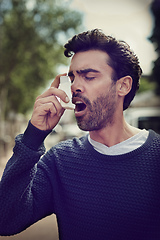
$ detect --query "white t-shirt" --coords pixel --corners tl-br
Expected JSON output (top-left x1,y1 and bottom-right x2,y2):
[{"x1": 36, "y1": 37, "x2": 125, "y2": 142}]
[{"x1": 88, "y1": 129, "x2": 149, "y2": 155}]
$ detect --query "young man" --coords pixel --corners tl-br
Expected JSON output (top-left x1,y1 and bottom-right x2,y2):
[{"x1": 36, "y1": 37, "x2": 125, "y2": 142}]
[{"x1": 0, "y1": 29, "x2": 160, "y2": 240}]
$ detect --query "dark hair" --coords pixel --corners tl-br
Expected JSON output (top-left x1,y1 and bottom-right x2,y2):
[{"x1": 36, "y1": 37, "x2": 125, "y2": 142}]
[{"x1": 64, "y1": 29, "x2": 142, "y2": 110}]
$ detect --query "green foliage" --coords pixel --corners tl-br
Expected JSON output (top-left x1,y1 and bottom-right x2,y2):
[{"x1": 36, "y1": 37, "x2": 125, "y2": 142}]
[
  {"x1": 138, "y1": 75, "x2": 156, "y2": 93},
  {"x1": 149, "y1": 0, "x2": 160, "y2": 95},
  {"x1": 0, "y1": 0, "x2": 83, "y2": 119}
]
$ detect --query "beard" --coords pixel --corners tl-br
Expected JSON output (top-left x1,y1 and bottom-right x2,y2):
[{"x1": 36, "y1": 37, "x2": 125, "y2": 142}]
[{"x1": 75, "y1": 84, "x2": 117, "y2": 131}]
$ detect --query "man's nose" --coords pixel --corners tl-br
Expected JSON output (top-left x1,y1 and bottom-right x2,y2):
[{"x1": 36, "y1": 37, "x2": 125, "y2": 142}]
[{"x1": 71, "y1": 77, "x2": 84, "y2": 93}]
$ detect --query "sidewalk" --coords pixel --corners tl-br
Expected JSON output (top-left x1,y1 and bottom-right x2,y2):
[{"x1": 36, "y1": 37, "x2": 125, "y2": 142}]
[{"x1": 0, "y1": 215, "x2": 58, "y2": 240}]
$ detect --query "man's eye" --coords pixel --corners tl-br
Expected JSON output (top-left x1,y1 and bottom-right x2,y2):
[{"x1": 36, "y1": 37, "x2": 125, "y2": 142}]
[{"x1": 85, "y1": 76, "x2": 95, "y2": 80}]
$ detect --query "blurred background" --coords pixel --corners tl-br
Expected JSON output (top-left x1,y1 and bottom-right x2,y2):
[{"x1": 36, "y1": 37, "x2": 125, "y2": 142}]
[{"x1": 0, "y1": 0, "x2": 160, "y2": 239}]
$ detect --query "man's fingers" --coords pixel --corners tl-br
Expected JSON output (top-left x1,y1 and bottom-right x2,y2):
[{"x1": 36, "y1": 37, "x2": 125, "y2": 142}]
[
  {"x1": 34, "y1": 95, "x2": 62, "y2": 115},
  {"x1": 36, "y1": 87, "x2": 69, "y2": 104},
  {"x1": 36, "y1": 102, "x2": 57, "y2": 117},
  {"x1": 30, "y1": 74, "x2": 68, "y2": 131}
]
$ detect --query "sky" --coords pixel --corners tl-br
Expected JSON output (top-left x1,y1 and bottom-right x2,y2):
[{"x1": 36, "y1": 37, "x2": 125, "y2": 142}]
[{"x1": 69, "y1": 0, "x2": 157, "y2": 75}]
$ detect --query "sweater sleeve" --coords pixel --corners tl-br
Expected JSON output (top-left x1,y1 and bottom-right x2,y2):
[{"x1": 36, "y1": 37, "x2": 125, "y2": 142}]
[{"x1": 0, "y1": 122, "x2": 55, "y2": 236}]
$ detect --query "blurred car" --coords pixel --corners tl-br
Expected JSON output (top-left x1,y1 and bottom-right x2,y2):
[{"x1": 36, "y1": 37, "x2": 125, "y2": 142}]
[{"x1": 124, "y1": 107, "x2": 160, "y2": 134}]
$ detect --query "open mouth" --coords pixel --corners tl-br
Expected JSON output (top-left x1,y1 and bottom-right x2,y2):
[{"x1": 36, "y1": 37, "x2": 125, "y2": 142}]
[
  {"x1": 75, "y1": 101, "x2": 86, "y2": 112},
  {"x1": 72, "y1": 97, "x2": 87, "y2": 113}
]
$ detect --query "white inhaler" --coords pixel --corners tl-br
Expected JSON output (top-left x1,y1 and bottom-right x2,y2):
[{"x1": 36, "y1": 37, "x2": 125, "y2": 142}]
[{"x1": 59, "y1": 76, "x2": 75, "y2": 110}]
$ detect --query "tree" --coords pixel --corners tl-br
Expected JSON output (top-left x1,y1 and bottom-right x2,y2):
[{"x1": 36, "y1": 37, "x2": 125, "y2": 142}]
[
  {"x1": 0, "y1": 0, "x2": 83, "y2": 121},
  {"x1": 149, "y1": 0, "x2": 160, "y2": 95}
]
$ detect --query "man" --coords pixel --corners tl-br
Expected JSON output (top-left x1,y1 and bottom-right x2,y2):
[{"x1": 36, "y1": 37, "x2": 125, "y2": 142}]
[{"x1": 0, "y1": 29, "x2": 160, "y2": 240}]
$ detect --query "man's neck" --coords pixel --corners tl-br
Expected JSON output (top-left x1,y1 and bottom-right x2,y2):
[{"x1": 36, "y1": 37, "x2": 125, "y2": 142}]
[{"x1": 89, "y1": 117, "x2": 141, "y2": 147}]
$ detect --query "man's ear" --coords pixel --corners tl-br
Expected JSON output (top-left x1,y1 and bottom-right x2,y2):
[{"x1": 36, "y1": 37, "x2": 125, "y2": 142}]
[{"x1": 117, "y1": 76, "x2": 132, "y2": 97}]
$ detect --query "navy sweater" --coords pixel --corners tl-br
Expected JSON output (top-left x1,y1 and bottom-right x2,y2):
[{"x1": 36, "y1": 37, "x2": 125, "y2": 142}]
[{"x1": 0, "y1": 122, "x2": 160, "y2": 240}]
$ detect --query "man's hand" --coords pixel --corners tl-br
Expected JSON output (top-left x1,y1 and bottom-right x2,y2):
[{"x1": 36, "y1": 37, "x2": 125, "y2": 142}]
[{"x1": 31, "y1": 74, "x2": 69, "y2": 131}]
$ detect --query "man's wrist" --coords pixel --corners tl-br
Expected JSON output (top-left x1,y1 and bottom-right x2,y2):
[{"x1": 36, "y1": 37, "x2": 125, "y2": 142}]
[{"x1": 22, "y1": 121, "x2": 52, "y2": 151}]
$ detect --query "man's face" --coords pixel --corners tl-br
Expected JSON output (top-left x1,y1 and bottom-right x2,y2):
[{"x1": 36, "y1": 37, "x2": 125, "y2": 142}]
[{"x1": 68, "y1": 50, "x2": 118, "y2": 131}]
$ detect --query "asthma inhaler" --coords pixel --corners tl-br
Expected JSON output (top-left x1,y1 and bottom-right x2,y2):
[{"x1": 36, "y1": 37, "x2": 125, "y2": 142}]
[{"x1": 59, "y1": 76, "x2": 75, "y2": 110}]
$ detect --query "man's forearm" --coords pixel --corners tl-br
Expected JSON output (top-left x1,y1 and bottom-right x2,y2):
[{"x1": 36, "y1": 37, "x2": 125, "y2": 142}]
[{"x1": 0, "y1": 122, "x2": 51, "y2": 235}]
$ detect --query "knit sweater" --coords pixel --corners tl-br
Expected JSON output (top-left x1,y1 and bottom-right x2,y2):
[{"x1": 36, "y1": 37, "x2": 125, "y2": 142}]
[{"x1": 0, "y1": 122, "x2": 160, "y2": 240}]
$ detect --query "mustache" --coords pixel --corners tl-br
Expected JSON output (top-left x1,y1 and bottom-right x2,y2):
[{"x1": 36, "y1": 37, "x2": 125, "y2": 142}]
[{"x1": 72, "y1": 92, "x2": 91, "y2": 105}]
